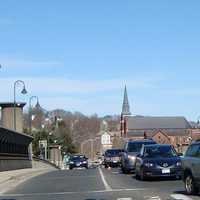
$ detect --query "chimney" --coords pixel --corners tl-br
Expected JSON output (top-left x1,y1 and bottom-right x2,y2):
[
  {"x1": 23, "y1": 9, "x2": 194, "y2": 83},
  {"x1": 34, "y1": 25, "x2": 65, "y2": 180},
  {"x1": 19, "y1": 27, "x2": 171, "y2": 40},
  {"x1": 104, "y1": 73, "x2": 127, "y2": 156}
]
[{"x1": 0, "y1": 102, "x2": 26, "y2": 133}]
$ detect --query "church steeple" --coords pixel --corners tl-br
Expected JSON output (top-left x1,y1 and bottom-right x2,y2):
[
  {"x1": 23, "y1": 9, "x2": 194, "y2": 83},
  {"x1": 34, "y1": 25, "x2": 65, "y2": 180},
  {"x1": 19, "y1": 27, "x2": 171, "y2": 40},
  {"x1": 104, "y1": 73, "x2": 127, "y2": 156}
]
[{"x1": 122, "y1": 85, "x2": 131, "y2": 116}]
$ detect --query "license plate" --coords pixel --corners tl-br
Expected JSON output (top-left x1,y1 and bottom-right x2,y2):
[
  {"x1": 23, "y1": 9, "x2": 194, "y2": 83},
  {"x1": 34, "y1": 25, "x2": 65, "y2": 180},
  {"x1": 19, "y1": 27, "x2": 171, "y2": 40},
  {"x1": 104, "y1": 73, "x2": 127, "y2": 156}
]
[
  {"x1": 162, "y1": 169, "x2": 170, "y2": 174},
  {"x1": 76, "y1": 163, "x2": 81, "y2": 167}
]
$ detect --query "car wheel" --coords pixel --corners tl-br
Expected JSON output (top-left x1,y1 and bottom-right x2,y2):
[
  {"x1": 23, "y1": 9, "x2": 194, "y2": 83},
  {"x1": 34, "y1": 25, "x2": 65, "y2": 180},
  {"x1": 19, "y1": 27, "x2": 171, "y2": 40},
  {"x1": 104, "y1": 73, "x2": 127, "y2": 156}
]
[
  {"x1": 122, "y1": 166, "x2": 128, "y2": 174},
  {"x1": 135, "y1": 168, "x2": 140, "y2": 180},
  {"x1": 185, "y1": 174, "x2": 199, "y2": 195},
  {"x1": 139, "y1": 168, "x2": 146, "y2": 181}
]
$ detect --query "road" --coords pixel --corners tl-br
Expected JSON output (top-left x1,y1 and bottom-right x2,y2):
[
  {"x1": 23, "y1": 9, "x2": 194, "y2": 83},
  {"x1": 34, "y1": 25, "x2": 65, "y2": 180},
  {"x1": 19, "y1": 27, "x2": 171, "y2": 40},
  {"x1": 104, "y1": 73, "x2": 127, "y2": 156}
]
[{"x1": 0, "y1": 167, "x2": 199, "y2": 200}]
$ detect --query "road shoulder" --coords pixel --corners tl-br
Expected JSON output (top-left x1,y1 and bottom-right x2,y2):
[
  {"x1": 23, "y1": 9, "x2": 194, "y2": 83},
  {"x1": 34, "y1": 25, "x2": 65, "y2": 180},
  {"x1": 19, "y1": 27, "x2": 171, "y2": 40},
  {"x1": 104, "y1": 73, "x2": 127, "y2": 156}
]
[{"x1": 0, "y1": 168, "x2": 57, "y2": 194}]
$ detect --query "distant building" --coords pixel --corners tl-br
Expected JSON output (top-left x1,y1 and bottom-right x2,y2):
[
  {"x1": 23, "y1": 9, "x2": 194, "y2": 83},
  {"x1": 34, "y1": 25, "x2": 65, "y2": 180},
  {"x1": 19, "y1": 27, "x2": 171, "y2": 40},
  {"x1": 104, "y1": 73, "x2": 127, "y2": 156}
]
[{"x1": 120, "y1": 86, "x2": 193, "y2": 152}]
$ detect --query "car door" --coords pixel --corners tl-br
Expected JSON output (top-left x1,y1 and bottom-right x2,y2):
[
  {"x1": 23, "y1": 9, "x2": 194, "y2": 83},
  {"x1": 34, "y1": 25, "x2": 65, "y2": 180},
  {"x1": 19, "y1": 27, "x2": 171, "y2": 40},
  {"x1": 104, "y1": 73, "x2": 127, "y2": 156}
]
[
  {"x1": 185, "y1": 144, "x2": 199, "y2": 179},
  {"x1": 135, "y1": 146, "x2": 144, "y2": 172},
  {"x1": 194, "y1": 145, "x2": 200, "y2": 182},
  {"x1": 121, "y1": 143, "x2": 128, "y2": 167}
]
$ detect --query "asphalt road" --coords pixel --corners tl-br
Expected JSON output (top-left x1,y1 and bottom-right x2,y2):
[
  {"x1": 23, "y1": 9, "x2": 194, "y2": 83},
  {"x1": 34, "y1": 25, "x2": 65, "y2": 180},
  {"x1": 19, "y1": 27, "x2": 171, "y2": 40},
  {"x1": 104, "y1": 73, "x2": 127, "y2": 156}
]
[{"x1": 0, "y1": 167, "x2": 200, "y2": 200}]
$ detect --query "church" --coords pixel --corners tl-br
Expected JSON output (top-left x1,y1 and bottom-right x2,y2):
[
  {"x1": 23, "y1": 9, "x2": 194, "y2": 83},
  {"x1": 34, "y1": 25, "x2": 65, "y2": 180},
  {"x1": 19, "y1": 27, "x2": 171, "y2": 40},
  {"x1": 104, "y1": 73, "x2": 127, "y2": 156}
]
[{"x1": 120, "y1": 86, "x2": 194, "y2": 152}]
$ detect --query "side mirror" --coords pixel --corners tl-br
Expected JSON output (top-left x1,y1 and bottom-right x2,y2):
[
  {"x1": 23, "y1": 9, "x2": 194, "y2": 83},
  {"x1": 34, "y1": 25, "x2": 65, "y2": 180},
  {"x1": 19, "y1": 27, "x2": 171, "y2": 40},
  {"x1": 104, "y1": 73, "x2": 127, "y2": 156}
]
[{"x1": 178, "y1": 153, "x2": 183, "y2": 156}]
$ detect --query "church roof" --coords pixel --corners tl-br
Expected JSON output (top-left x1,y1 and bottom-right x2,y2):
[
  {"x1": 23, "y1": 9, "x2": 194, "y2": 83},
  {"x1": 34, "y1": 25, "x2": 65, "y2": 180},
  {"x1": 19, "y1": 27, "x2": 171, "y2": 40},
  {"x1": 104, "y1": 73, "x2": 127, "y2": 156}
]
[{"x1": 127, "y1": 116, "x2": 192, "y2": 130}]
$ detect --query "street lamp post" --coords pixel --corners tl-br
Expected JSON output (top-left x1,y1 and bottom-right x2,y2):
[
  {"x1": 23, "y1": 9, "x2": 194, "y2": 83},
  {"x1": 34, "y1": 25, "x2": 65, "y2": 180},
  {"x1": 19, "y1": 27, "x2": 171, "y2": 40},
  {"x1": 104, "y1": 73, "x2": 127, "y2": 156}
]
[
  {"x1": 14, "y1": 80, "x2": 28, "y2": 131},
  {"x1": 29, "y1": 96, "x2": 39, "y2": 134},
  {"x1": 48, "y1": 132, "x2": 52, "y2": 160}
]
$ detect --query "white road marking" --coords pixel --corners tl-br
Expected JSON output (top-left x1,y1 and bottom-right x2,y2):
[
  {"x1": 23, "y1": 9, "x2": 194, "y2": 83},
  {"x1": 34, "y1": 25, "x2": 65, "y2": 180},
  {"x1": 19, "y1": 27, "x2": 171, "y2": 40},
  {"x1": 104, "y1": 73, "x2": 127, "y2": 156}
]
[
  {"x1": 170, "y1": 194, "x2": 194, "y2": 200},
  {"x1": 117, "y1": 198, "x2": 132, "y2": 200},
  {"x1": 0, "y1": 188, "x2": 146, "y2": 197},
  {"x1": 112, "y1": 172, "x2": 120, "y2": 174},
  {"x1": 145, "y1": 196, "x2": 161, "y2": 200},
  {"x1": 98, "y1": 167, "x2": 112, "y2": 191}
]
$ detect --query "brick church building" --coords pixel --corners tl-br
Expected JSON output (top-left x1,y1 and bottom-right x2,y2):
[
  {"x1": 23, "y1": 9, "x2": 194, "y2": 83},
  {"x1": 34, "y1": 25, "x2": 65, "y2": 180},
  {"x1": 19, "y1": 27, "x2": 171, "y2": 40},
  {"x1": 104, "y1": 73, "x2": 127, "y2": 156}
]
[{"x1": 120, "y1": 86, "x2": 199, "y2": 152}]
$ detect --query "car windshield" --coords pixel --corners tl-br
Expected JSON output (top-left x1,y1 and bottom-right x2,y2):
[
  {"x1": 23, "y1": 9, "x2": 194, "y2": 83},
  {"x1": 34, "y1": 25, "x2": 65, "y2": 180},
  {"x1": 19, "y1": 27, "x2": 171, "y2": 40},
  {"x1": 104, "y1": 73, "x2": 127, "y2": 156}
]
[
  {"x1": 71, "y1": 156, "x2": 85, "y2": 162},
  {"x1": 144, "y1": 146, "x2": 177, "y2": 158},
  {"x1": 128, "y1": 142, "x2": 155, "y2": 152},
  {"x1": 105, "y1": 149, "x2": 122, "y2": 156}
]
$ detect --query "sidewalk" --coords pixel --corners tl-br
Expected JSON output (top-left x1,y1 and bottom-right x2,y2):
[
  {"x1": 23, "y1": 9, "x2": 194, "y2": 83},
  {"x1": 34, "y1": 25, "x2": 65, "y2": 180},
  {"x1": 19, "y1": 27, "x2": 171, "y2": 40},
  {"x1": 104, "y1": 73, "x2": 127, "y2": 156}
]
[{"x1": 0, "y1": 167, "x2": 56, "y2": 194}]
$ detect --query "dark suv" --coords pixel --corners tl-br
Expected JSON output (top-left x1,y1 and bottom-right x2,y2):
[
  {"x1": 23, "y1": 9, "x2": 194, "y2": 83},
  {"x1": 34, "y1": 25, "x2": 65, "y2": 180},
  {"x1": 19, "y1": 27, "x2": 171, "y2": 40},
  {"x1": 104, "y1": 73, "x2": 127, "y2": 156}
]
[
  {"x1": 121, "y1": 139, "x2": 156, "y2": 174},
  {"x1": 182, "y1": 141, "x2": 200, "y2": 195}
]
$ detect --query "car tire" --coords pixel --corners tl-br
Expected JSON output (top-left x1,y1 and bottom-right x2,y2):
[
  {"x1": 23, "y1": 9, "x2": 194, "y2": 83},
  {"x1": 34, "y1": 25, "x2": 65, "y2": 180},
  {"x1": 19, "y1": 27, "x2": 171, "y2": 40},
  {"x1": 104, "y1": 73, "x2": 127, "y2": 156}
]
[
  {"x1": 139, "y1": 168, "x2": 146, "y2": 181},
  {"x1": 121, "y1": 166, "x2": 128, "y2": 174},
  {"x1": 185, "y1": 174, "x2": 199, "y2": 195},
  {"x1": 135, "y1": 168, "x2": 140, "y2": 180}
]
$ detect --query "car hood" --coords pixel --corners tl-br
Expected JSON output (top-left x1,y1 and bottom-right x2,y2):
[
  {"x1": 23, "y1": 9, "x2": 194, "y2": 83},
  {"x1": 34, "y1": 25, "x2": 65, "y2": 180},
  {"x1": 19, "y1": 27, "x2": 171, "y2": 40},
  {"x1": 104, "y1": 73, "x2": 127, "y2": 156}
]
[{"x1": 144, "y1": 157, "x2": 180, "y2": 167}]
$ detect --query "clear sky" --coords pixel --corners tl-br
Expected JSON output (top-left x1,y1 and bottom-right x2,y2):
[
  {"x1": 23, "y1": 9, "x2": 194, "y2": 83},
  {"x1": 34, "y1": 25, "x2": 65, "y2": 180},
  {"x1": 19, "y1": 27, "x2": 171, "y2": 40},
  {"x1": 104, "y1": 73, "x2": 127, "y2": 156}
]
[{"x1": 0, "y1": 0, "x2": 200, "y2": 120}]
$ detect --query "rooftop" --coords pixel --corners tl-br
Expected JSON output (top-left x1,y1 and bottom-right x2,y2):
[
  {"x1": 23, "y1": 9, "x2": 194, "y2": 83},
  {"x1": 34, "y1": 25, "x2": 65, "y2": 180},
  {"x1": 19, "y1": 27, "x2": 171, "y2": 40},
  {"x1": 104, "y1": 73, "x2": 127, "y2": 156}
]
[
  {"x1": 0, "y1": 102, "x2": 26, "y2": 108},
  {"x1": 127, "y1": 116, "x2": 192, "y2": 130}
]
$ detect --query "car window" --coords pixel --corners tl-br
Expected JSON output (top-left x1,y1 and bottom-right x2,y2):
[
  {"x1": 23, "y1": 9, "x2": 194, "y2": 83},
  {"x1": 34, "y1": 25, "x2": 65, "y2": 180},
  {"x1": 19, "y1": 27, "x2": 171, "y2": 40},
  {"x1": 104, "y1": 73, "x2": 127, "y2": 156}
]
[
  {"x1": 105, "y1": 149, "x2": 122, "y2": 156},
  {"x1": 128, "y1": 143, "x2": 143, "y2": 152},
  {"x1": 195, "y1": 146, "x2": 200, "y2": 158},
  {"x1": 185, "y1": 144, "x2": 200, "y2": 157},
  {"x1": 144, "y1": 146, "x2": 177, "y2": 158},
  {"x1": 127, "y1": 142, "x2": 156, "y2": 153}
]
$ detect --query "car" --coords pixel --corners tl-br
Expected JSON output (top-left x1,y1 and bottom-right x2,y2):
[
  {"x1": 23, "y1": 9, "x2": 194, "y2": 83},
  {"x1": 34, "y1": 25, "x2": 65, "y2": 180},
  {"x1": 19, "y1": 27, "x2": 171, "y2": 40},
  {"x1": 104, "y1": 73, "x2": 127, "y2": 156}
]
[
  {"x1": 103, "y1": 149, "x2": 123, "y2": 168},
  {"x1": 135, "y1": 144, "x2": 182, "y2": 180},
  {"x1": 121, "y1": 139, "x2": 156, "y2": 174},
  {"x1": 182, "y1": 140, "x2": 200, "y2": 195},
  {"x1": 69, "y1": 155, "x2": 88, "y2": 170}
]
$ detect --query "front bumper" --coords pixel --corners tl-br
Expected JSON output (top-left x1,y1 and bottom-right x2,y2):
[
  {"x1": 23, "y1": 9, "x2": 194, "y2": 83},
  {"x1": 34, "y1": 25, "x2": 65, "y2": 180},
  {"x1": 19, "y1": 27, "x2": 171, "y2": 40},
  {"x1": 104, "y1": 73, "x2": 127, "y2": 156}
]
[
  {"x1": 143, "y1": 167, "x2": 182, "y2": 178},
  {"x1": 69, "y1": 163, "x2": 88, "y2": 168}
]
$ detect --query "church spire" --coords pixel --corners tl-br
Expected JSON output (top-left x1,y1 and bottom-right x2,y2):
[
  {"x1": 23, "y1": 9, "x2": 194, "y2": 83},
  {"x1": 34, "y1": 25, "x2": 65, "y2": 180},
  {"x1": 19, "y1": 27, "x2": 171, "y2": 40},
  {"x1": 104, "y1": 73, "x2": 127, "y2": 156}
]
[{"x1": 122, "y1": 85, "x2": 131, "y2": 116}]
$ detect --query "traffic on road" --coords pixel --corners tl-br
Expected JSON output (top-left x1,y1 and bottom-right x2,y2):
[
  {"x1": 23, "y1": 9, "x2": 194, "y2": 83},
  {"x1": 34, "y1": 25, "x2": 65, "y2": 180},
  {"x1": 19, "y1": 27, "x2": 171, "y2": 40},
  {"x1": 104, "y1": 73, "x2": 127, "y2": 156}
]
[{"x1": 0, "y1": 139, "x2": 199, "y2": 200}]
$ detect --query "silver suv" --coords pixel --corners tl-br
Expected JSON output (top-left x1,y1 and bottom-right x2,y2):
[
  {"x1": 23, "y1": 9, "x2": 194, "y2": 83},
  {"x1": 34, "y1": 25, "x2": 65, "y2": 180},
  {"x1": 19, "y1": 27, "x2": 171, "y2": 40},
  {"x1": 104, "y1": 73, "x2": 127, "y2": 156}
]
[
  {"x1": 121, "y1": 139, "x2": 156, "y2": 174},
  {"x1": 182, "y1": 141, "x2": 200, "y2": 195}
]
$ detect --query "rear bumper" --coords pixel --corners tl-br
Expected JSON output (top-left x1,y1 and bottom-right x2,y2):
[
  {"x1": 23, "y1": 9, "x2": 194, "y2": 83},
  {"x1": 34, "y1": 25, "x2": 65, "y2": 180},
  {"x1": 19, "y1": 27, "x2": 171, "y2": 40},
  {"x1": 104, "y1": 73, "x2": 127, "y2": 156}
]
[{"x1": 105, "y1": 161, "x2": 121, "y2": 167}]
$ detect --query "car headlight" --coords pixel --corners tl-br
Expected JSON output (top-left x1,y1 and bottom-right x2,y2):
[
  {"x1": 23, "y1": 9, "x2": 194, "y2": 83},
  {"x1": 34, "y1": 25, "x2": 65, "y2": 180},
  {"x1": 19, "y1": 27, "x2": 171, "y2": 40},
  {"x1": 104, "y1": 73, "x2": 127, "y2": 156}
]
[
  {"x1": 83, "y1": 161, "x2": 87, "y2": 164},
  {"x1": 128, "y1": 155, "x2": 136, "y2": 160},
  {"x1": 144, "y1": 162, "x2": 154, "y2": 167},
  {"x1": 176, "y1": 162, "x2": 181, "y2": 167}
]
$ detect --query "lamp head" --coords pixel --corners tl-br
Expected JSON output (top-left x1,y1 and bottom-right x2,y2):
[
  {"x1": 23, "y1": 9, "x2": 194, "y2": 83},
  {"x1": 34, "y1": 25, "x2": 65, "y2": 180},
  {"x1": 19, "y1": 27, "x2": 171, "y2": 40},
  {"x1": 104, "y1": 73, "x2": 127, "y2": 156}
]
[{"x1": 21, "y1": 87, "x2": 27, "y2": 95}]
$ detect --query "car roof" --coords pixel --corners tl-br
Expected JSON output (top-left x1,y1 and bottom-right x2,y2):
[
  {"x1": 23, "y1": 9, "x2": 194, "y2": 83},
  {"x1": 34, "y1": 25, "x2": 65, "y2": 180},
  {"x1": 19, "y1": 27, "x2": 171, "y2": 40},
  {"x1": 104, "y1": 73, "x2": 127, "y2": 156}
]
[
  {"x1": 127, "y1": 139, "x2": 156, "y2": 144},
  {"x1": 106, "y1": 148, "x2": 122, "y2": 151},
  {"x1": 144, "y1": 144, "x2": 171, "y2": 148},
  {"x1": 191, "y1": 140, "x2": 200, "y2": 145}
]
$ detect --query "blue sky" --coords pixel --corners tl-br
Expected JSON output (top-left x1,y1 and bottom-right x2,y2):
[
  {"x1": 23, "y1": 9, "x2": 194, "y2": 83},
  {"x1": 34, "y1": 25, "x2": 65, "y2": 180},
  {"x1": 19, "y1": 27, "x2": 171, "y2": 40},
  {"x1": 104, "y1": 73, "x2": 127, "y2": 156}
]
[{"x1": 0, "y1": 0, "x2": 200, "y2": 120}]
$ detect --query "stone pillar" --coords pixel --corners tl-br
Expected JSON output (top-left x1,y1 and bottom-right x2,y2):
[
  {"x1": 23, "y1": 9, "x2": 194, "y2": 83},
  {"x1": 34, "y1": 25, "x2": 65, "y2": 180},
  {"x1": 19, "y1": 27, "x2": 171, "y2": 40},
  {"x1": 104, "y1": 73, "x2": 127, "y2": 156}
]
[{"x1": 0, "y1": 102, "x2": 26, "y2": 132}]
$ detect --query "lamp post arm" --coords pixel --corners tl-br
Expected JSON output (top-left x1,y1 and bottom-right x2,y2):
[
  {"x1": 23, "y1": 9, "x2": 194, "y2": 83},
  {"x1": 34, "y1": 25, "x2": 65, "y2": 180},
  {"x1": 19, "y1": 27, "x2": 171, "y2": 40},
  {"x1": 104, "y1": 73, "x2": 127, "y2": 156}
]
[{"x1": 13, "y1": 80, "x2": 27, "y2": 131}]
